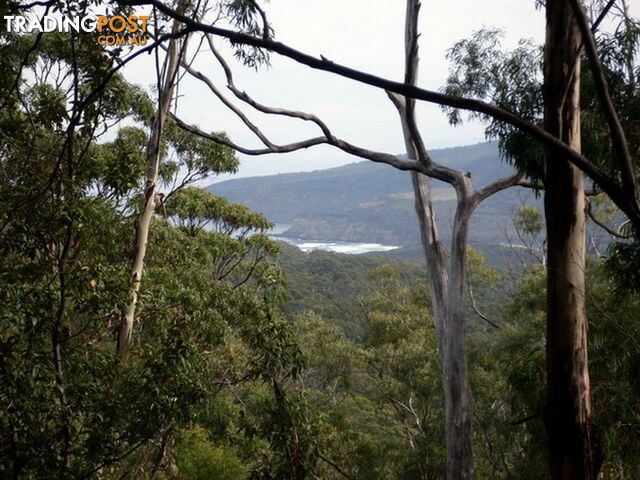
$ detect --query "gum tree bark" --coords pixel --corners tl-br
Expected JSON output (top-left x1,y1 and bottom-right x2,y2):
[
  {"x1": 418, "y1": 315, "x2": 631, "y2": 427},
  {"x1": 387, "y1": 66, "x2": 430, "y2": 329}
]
[
  {"x1": 389, "y1": 1, "x2": 507, "y2": 477},
  {"x1": 394, "y1": 104, "x2": 474, "y2": 479},
  {"x1": 393, "y1": 84, "x2": 476, "y2": 480},
  {"x1": 117, "y1": 12, "x2": 187, "y2": 364},
  {"x1": 543, "y1": 1, "x2": 601, "y2": 477}
]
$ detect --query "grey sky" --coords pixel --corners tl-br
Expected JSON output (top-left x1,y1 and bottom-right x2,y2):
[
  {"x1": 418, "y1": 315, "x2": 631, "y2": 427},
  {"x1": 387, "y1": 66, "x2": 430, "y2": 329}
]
[{"x1": 127, "y1": 1, "x2": 549, "y2": 180}]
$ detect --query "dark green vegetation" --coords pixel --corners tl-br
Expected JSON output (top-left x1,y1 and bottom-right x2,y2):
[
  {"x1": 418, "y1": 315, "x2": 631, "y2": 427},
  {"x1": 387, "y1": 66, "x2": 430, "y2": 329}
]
[
  {"x1": 275, "y1": 247, "x2": 640, "y2": 479},
  {"x1": 210, "y1": 143, "x2": 531, "y2": 247},
  {"x1": 0, "y1": 13, "x2": 306, "y2": 478}
]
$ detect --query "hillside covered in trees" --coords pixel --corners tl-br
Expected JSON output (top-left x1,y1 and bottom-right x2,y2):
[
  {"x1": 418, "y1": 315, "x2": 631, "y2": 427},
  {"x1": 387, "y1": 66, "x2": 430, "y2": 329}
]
[
  {"x1": 210, "y1": 143, "x2": 524, "y2": 247},
  {"x1": 1, "y1": 0, "x2": 640, "y2": 479}
]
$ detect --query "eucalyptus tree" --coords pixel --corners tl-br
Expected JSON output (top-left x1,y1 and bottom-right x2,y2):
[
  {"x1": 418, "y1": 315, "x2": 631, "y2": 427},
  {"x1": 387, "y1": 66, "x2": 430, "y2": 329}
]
[
  {"x1": 142, "y1": 1, "x2": 639, "y2": 476},
  {"x1": 544, "y1": 2, "x2": 596, "y2": 476},
  {"x1": 30, "y1": 0, "x2": 634, "y2": 476},
  {"x1": 385, "y1": 3, "x2": 525, "y2": 477},
  {"x1": 116, "y1": 0, "x2": 284, "y2": 363},
  {"x1": 117, "y1": 0, "x2": 191, "y2": 363},
  {"x1": 442, "y1": 2, "x2": 640, "y2": 476},
  {"x1": 0, "y1": 9, "x2": 155, "y2": 471},
  {"x1": 0, "y1": 2, "x2": 307, "y2": 477}
]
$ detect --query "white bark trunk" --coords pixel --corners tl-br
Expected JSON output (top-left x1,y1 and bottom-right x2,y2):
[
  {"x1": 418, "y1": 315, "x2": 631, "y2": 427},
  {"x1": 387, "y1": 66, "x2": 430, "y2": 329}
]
[
  {"x1": 391, "y1": 2, "x2": 476, "y2": 477},
  {"x1": 118, "y1": 17, "x2": 187, "y2": 363},
  {"x1": 442, "y1": 190, "x2": 475, "y2": 480}
]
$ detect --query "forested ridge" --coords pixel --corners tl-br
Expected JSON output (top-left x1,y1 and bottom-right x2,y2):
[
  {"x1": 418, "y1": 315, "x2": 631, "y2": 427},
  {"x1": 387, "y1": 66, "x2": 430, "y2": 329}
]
[
  {"x1": 209, "y1": 143, "x2": 521, "y2": 247},
  {"x1": 1, "y1": 0, "x2": 640, "y2": 479}
]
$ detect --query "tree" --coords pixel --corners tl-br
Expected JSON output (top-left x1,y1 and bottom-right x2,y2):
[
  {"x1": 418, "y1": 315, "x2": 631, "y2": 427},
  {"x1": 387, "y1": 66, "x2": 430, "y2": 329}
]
[
  {"x1": 111, "y1": 1, "x2": 640, "y2": 475},
  {"x1": 385, "y1": 2, "x2": 530, "y2": 477},
  {"x1": 292, "y1": 265, "x2": 446, "y2": 479},
  {"x1": 543, "y1": 1, "x2": 600, "y2": 477},
  {"x1": 118, "y1": 0, "x2": 190, "y2": 363},
  {"x1": 493, "y1": 259, "x2": 640, "y2": 479},
  {"x1": 441, "y1": 2, "x2": 639, "y2": 476},
  {"x1": 0, "y1": 3, "x2": 305, "y2": 476},
  {"x1": 4, "y1": 0, "x2": 639, "y2": 476}
]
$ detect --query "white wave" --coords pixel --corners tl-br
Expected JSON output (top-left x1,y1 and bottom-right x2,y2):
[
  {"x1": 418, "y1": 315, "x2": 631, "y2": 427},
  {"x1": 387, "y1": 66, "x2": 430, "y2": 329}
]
[{"x1": 276, "y1": 237, "x2": 399, "y2": 255}]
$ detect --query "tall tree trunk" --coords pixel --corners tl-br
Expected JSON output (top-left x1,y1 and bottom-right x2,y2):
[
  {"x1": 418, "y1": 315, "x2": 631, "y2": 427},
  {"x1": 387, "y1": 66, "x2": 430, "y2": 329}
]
[
  {"x1": 117, "y1": 18, "x2": 186, "y2": 363},
  {"x1": 544, "y1": 1, "x2": 601, "y2": 477},
  {"x1": 411, "y1": 172, "x2": 448, "y2": 347},
  {"x1": 391, "y1": 2, "x2": 475, "y2": 477},
  {"x1": 408, "y1": 152, "x2": 475, "y2": 480},
  {"x1": 389, "y1": 0, "x2": 475, "y2": 480},
  {"x1": 442, "y1": 191, "x2": 475, "y2": 480}
]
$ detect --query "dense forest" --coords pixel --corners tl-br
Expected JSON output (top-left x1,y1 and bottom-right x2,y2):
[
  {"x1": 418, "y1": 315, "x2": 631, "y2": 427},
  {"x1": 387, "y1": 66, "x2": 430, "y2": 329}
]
[{"x1": 1, "y1": 0, "x2": 639, "y2": 479}]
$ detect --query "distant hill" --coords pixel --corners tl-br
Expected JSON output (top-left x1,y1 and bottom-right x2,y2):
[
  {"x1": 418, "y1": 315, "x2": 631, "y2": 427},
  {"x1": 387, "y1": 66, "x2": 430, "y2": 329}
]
[{"x1": 208, "y1": 142, "x2": 540, "y2": 249}]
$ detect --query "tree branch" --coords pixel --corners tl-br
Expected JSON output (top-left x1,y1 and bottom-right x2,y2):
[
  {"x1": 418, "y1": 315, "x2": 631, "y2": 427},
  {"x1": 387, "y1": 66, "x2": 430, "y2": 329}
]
[
  {"x1": 467, "y1": 271, "x2": 501, "y2": 329},
  {"x1": 205, "y1": 35, "x2": 335, "y2": 139},
  {"x1": 116, "y1": 0, "x2": 640, "y2": 231},
  {"x1": 113, "y1": 0, "x2": 640, "y2": 227},
  {"x1": 168, "y1": 42, "x2": 278, "y2": 149},
  {"x1": 169, "y1": 114, "x2": 326, "y2": 154},
  {"x1": 474, "y1": 171, "x2": 525, "y2": 204},
  {"x1": 569, "y1": 0, "x2": 637, "y2": 202},
  {"x1": 586, "y1": 198, "x2": 631, "y2": 239}
]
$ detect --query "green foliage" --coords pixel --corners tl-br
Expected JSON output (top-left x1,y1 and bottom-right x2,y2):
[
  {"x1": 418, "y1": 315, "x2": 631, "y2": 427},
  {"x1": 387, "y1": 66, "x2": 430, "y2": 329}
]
[
  {"x1": 606, "y1": 236, "x2": 640, "y2": 292},
  {"x1": 92, "y1": 126, "x2": 149, "y2": 196},
  {"x1": 164, "y1": 119, "x2": 238, "y2": 178},
  {"x1": 2, "y1": 2, "x2": 639, "y2": 479},
  {"x1": 277, "y1": 244, "x2": 410, "y2": 339},
  {"x1": 444, "y1": 9, "x2": 639, "y2": 189},
  {"x1": 174, "y1": 428, "x2": 247, "y2": 480},
  {"x1": 0, "y1": 16, "x2": 304, "y2": 479},
  {"x1": 287, "y1": 264, "x2": 447, "y2": 479},
  {"x1": 483, "y1": 262, "x2": 640, "y2": 478},
  {"x1": 514, "y1": 205, "x2": 543, "y2": 237},
  {"x1": 277, "y1": 248, "x2": 640, "y2": 478},
  {"x1": 218, "y1": 0, "x2": 273, "y2": 68},
  {"x1": 443, "y1": 28, "x2": 544, "y2": 179},
  {"x1": 587, "y1": 265, "x2": 640, "y2": 473},
  {"x1": 166, "y1": 187, "x2": 272, "y2": 235}
]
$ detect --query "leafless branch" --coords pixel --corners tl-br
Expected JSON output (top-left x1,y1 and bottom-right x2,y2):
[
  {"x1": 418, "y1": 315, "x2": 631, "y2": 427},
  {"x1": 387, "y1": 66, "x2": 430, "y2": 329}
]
[
  {"x1": 475, "y1": 171, "x2": 525, "y2": 205},
  {"x1": 169, "y1": 44, "x2": 278, "y2": 149},
  {"x1": 467, "y1": 271, "x2": 501, "y2": 329},
  {"x1": 205, "y1": 35, "x2": 335, "y2": 139},
  {"x1": 170, "y1": 114, "x2": 327, "y2": 154},
  {"x1": 115, "y1": 0, "x2": 640, "y2": 232}
]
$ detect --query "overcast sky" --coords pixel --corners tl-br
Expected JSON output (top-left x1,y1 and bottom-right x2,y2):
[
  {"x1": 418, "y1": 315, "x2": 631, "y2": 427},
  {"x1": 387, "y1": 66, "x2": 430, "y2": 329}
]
[{"x1": 126, "y1": 1, "x2": 551, "y2": 179}]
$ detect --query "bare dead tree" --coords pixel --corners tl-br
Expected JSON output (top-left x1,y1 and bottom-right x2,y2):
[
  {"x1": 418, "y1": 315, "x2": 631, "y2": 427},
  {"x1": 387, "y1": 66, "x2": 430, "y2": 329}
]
[{"x1": 385, "y1": 2, "x2": 525, "y2": 477}]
